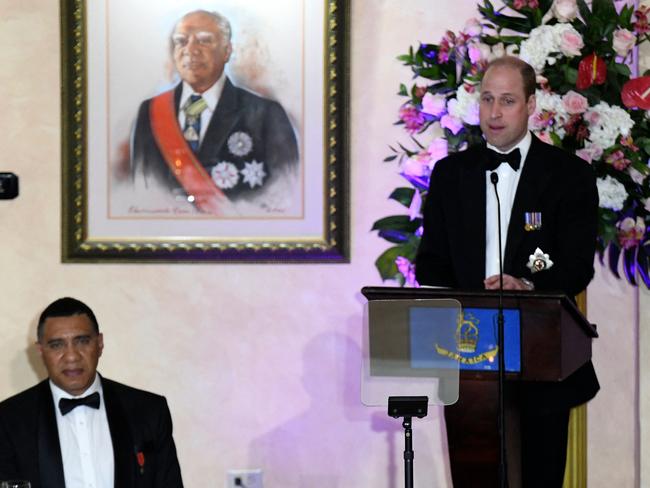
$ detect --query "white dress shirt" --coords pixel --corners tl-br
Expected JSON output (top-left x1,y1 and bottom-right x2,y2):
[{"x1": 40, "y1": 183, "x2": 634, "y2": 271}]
[
  {"x1": 485, "y1": 131, "x2": 532, "y2": 278},
  {"x1": 50, "y1": 374, "x2": 114, "y2": 488},
  {"x1": 178, "y1": 74, "x2": 227, "y2": 146}
]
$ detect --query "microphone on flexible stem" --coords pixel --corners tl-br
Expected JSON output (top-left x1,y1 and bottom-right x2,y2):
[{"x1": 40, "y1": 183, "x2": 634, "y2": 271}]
[{"x1": 490, "y1": 170, "x2": 508, "y2": 488}]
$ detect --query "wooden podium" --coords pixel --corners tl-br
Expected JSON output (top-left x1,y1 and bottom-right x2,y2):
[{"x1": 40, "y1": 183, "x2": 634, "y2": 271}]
[{"x1": 361, "y1": 286, "x2": 597, "y2": 487}]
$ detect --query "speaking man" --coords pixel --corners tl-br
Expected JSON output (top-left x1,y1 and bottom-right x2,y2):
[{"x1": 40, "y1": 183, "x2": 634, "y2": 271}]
[
  {"x1": 415, "y1": 56, "x2": 599, "y2": 487},
  {"x1": 0, "y1": 297, "x2": 184, "y2": 488}
]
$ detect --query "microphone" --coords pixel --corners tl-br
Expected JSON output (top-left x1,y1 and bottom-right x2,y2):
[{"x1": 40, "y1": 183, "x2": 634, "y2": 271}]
[{"x1": 490, "y1": 170, "x2": 508, "y2": 488}]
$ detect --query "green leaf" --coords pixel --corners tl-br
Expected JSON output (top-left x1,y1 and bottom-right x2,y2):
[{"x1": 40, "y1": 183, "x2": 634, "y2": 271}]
[
  {"x1": 375, "y1": 245, "x2": 415, "y2": 282},
  {"x1": 389, "y1": 187, "x2": 416, "y2": 207},
  {"x1": 564, "y1": 65, "x2": 578, "y2": 84},
  {"x1": 371, "y1": 215, "x2": 420, "y2": 233},
  {"x1": 631, "y1": 159, "x2": 650, "y2": 175},
  {"x1": 592, "y1": 0, "x2": 617, "y2": 21},
  {"x1": 550, "y1": 132, "x2": 563, "y2": 147},
  {"x1": 613, "y1": 63, "x2": 631, "y2": 78},
  {"x1": 383, "y1": 155, "x2": 398, "y2": 163},
  {"x1": 577, "y1": 0, "x2": 592, "y2": 23},
  {"x1": 398, "y1": 84, "x2": 408, "y2": 96}
]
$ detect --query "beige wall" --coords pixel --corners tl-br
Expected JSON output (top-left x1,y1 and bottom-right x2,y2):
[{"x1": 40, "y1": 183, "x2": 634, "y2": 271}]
[{"x1": 0, "y1": 0, "x2": 640, "y2": 487}]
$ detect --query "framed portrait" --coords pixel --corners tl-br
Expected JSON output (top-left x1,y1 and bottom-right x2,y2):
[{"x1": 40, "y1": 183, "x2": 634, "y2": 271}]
[{"x1": 61, "y1": 0, "x2": 349, "y2": 262}]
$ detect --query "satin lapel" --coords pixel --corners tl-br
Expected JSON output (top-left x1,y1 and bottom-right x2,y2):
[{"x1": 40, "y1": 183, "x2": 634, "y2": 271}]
[
  {"x1": 460, "y1": 148, "x2": 488, "y2": 286},
  {"x1": 37, "y1": 382, "x2": 65, "y2": 488},
  {"x1": 198, "y1": 78, "x2": 242, "y2": 164},
  {"x1": 503, "y1": 137, "x2": 552, "y2": 272},
  {"x1": 102, "y1": 379, "x2": 135, "y2": 488}
]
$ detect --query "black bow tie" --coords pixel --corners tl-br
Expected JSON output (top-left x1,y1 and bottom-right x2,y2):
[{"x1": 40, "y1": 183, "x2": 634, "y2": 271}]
[
  {"x1": 485, "y1": 148, "x2": 521, "y2": 172},
  {"x1": 59, "y1": 391, "x2": 101, "y2": 415}
]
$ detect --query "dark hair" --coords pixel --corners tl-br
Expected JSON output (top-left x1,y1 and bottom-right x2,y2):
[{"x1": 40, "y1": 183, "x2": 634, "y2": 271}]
[
  {"x1": 37, "y1": 297, "x2": 99, "y2": 341},
  {"x1": 484, "y1": 56, "x2": 537, "y2": 100}
]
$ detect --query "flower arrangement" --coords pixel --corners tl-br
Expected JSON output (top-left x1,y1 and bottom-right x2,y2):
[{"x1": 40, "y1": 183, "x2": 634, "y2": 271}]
[{"x1": 372, "y1": 0, "x2": 650, "y2": 287}]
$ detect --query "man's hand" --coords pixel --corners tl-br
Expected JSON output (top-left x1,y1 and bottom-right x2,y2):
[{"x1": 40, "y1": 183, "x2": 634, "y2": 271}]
[{"x1": 484, "y1": 273, "x2": 531, "y2": 290}]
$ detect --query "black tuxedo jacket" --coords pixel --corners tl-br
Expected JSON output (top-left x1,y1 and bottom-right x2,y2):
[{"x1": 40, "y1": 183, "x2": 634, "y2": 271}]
[
  {"x1": 0, "y1": 377, "x2": 183, "y2": 488},
  {"x1": 415, "y1": 135, "x2": 600, "y2": 412},
  {"x1": 131, "y1": 77, "x2": 299, "y2": 201}
]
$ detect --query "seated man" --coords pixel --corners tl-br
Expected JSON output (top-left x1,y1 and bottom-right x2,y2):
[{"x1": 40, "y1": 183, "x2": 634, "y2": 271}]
[{"x1": 0, "y1": 297, "x2": 184, "y2": 488}]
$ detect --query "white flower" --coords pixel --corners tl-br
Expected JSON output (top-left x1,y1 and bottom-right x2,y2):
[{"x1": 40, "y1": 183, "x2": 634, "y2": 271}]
[
  {"x1": 227, "y1": 131, "x2": 253, "y2": 157},
  {"x1": 241, "y1": 160, "x2": 267, "y2": 188},
  {"x1": 529, "y1": 90, "x2": 568, "y2": 138},
  {"x1": 520, "y1": 24, "x2": 583, "y2": 73},
  {"x1": 613, "y1": 28, "x2": 636, "y2": 57},
  {"x1": 463, "y1": 18, "x2": 482, "y2": 37},
  {"x1": 629, "y1": 167, "x2": 646, "y2": 185},
  {"x1": 211, "y1": 162, "x2": 239, "y2": 189},
  {"x1": 597, "y1": 175, "x2": 628, "y2": 211},
  {"x1": 543, "y1": 0, "x2": 579, "y2": 23},
  {"x1": 447, "y1": 85, "x2": 480, "y2": 125},
  {"x1": 585, "y1": 102, "x2": 634, "y2": 151},
  {"x1": 427, "y1": 138, "x2": 448, "y2": 165},
  {"x1": 421, "y1": 93, "x2": 447, "y2": 116},
  {"x1": 408, "y1": 189, "x2": 422, "y2": 221}
]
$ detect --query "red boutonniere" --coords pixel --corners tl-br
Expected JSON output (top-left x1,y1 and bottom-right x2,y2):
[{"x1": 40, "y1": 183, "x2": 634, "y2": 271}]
[
  {"x1": 136, "y1": 451, "x2": 145, "y2": 475},
  {"x1": 577, "y1": 53, "x2": 607, "y2": 90}
]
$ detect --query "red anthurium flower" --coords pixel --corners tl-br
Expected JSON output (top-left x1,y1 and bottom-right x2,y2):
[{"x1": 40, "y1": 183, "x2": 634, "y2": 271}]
[
  {"x1": 621, "y1": 76, "x2": 650, "y2": 109},
  {"x1": 577, "y1": 53, "x2": 607, "y2": 90}
]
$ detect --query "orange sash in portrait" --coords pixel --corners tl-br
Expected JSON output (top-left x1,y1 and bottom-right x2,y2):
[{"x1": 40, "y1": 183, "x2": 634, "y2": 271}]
[{"x1": 149, "y1": 90, "x2": 225, "y2": 215}]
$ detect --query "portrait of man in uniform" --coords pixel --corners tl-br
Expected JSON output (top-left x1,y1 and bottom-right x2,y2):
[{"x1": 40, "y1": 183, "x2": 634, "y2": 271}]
[{"x1": 128, "y1": 9, "x2": 300, "y2": 217}]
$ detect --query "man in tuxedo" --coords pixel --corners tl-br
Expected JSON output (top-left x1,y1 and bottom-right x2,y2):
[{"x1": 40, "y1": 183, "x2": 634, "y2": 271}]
[
  {"x1": 415, "y1": 56, "x2": 599, "y2": 487},
  {"x1": 0, "y1": 297, "x2": 184, "y2": 488},
  {"x1": 130, "y1": 9, "x2": 299, "y2": 215}
]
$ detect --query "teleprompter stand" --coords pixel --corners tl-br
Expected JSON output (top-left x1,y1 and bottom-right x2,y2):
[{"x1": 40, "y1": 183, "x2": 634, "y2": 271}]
[
  {"x1": 388, "y1": 396, "x2": 428, "y2": 488},
  {"x1": 361, "y1": 297, "x2": 461, "y2": 488}
]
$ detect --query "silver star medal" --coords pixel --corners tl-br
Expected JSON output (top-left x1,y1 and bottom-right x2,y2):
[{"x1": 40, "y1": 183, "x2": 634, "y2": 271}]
[
  {"x1": 526, "y1": 247, "x2": 554, "y2": 274},
  {"x1": 228, "y1": 131, "x2": 253, "y2": 157}
]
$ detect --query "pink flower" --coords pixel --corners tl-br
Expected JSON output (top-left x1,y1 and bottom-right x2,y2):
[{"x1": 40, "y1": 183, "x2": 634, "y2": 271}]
[
  {"x1": 463, "y1": 18, "x2": 482, "y2": 37},
  {"x1": 620, "y1": 135, "x2": 639, "y2": 152},
  {"x1": 584, "y1": 110, "x2": 600, "y2": 126},
  {"x1": 559, "y1": 30, "x2": 584, "y2": 57},
  {"x1": 408, "y1": 190, "x2": 422, "y2": 221},
  {"x1": 576, "y1": 143, "x2": 603, "y2": 163},
  {"x1": 628, "y1": 167, "x2": 646, "y2": 185},
  {"x1": 402, "y1": 151, "x2": 432, "y2": 177},
  {"x1": 468, "y1": 43, "x2": 483, "y2": 64},
  {"x1": 633, "y1": 6, "x2": 650, "y2": 35},
  {"x1": 535, "y1": 131, "x2": 554, "y2": 145},
  {"x1": 399, "y1": 105, "x2": 426, "y2": 133},
  {"x1": 576, "y1": 148, "x2": 594, "y2": 163},
  {"x1": 606, "y1": 150, "x2": 631, "y2": 171},
  {"x1": 562, "y1": 90, "x2": 589, "y2": 114},
  {"x1": 441, "y1": 114, "x2": 464, "y2": 135},
  {"x1": 421, "y1": 93, "x2": 447, "y2": 117},
  {"x1": 396, "y1": 256, "x2": 419, "y2": 287},
  {"x1": 427, "y1": 138, "x2": 449, "y2": 164},
  {"x1": 551, "y1": 0, "x2": 578, "y2": 22},
  {"x1": 529, "y1": 110, "x2": 557, "y2": 130},
  {"x1": 617, "y1": 216, "x2": 646, "y2": 250},
  {"x1": 613, "y1": 28, "x2": 636, "y2": 58}
]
